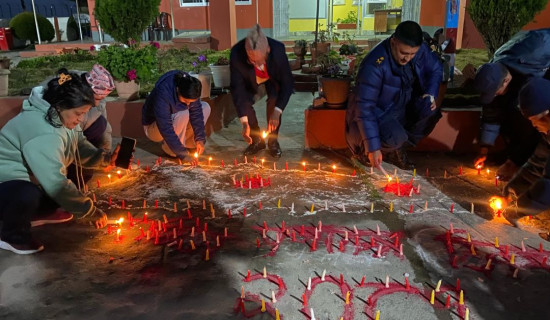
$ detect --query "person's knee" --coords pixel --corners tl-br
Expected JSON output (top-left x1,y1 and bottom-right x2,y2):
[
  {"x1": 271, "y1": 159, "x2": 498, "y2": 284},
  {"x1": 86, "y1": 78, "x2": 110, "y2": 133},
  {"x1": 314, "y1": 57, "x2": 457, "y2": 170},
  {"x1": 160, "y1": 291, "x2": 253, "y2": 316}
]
[
  {"x1": 201, "y1": 101, "x2": 211, "y2": 121},
  {"x1": 382, "y1": 127, "x2": 408, "y2": 150},
  {"x1": 8, "y1": 181, "x2": 41, "y2": 209}
]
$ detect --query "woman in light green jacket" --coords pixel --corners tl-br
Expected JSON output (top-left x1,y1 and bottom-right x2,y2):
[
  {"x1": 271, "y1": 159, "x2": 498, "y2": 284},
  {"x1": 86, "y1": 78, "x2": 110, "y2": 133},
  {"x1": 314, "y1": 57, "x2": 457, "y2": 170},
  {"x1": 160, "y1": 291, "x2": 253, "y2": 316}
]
[{"x1": 0, "y1": 70, "x2": 117, "y2": 254}]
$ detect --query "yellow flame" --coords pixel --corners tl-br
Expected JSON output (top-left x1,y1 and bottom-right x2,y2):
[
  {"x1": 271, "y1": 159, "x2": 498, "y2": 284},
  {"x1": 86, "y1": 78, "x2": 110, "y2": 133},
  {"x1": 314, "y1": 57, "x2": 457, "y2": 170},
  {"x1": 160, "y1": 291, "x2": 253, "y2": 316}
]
[
  {"x1": 116, "y1": 170, "x2": 121, "y2": 175},
  {"x1": 117, "y1": 218, "x2": 124, "y2": 224},
  {"x1": 387, "y1": 176, "x2": 393, "y2": 182},
  {"x1": 208, "y1": 156, "x2": 212, "y2": 161},
  {"x1": 332, "y1": 165, "x2": 336, "y2": 170},
  {"x1": 486, "y1": 168, "x2": 490, "y2": 174},
  {"x1": 261, "y1": 158, "x2": 265, "y2": 164},
  {"x1": 302, "y1": 161, "x2": 306, "y2": 166},
  {"x1": 476, "y1": 165, "x2": 482, "y2": 169},
  {"x1": 489, "y1": 196, "x2": 504, "y2": 213},
  {"x1": 194, "y1": 152, "x2": 198, "y2": 158},
  {"x1": 107, "y1": 174, "x2": 111, "y2": 178},
  {"x1": 262, "y1": 131, "x2": 268, "y2": 139}
]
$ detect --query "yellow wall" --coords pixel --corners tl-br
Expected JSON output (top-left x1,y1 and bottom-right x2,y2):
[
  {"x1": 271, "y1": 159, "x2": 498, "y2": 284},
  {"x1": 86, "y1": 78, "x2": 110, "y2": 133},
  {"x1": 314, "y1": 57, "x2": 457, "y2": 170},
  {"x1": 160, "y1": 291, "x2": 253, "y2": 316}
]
[{"x1": 289, "y1": 0, "x2": 403, "y2": 33}]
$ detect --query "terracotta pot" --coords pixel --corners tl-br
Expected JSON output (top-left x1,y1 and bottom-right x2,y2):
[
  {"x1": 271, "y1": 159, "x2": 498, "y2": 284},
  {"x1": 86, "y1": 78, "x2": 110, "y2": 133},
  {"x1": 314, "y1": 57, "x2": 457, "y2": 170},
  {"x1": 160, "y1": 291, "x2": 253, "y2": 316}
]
[
  {"x1": 114, "y1": 80, "x2": 140, "y2": 100},
  {"x1": 337, "y1": 23, "x2": 356, "y2": 30},
  {"x1": 318, "y1": 75, "x2": 352, "y2": 108},
  {"x1": 310, "y1": 42, "x2": 331, "y2": 65}
]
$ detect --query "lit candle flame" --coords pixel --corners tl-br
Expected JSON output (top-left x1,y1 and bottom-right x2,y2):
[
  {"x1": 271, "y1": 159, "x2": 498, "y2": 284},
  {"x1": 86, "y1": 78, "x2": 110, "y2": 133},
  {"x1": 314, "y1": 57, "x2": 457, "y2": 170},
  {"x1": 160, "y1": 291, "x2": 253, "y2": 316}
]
[
  {"x1": 117, "y1": 218, "x2": 124, "y2": 225},
  {"x1": 332, "y1": 165, "x2": 336, "y2": 170},
  {"x1": 302, "y1": 161, "x2": 306, "y2": 166},
  {"x1": 261, "y1": 158, "x2": 265, "y2": 164},
  {"x1": 476, "y1": 165, "x2": 482, "y2": 169},
  {"x1": 262, "y1": 131, "x2": 268, "y2": 139},
  {"x1": 208, "y1": 156, "x2": 212, "y2": 161},
  {"x1": 107, "y1": 174, "x2": 111, "y2": 179},
  {"x1": 486, "y1": 168, "x2": 490, "y2": 174},
  {"x1": 387, "y1": 176, "x2": 393, "y2": 182},
  {"x1": 194, "y1": 152, "x2": 198, "y2": 158},
  {"x1": 489, "y1": 196, "x2": 504, "y2": 214},
  {"x1": 116, "y1": 170, "x2": 121, "y2": 175}
]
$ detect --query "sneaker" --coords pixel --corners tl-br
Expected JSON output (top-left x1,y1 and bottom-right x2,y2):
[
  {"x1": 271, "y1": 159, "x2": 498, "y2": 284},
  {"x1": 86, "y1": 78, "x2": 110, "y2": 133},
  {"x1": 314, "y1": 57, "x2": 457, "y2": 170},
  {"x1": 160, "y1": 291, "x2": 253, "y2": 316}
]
[
  {"x1": 31, "y1": 209, "x2": 74, "y2": 227},
  {"x1": 0, "y1": 238, "x2": 44, "y2": 254}
]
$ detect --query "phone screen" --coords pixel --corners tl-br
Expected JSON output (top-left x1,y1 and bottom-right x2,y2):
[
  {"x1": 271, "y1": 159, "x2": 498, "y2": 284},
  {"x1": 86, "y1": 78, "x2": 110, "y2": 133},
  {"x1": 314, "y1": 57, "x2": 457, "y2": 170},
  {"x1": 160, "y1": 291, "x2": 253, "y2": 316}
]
[{"x1": 115, "y1": 137, "x2": 136, "y2": 168}]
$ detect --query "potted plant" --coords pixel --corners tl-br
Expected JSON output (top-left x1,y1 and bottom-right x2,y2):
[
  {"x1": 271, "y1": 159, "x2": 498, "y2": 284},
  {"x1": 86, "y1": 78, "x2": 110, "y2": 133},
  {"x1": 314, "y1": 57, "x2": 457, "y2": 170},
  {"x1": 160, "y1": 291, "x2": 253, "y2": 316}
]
[
  {"x1": 311, "y1": 24, "x2": 340, "y2": 64},
  {"x1": 339, "y1": 32, "x2": 361, "y2": 56},
  {"x1": 337, "y1": 11, "x2": 358, "y2": 30},
  {"x1": 96, "y1": 40, "x2": 159, "y2": 100},
  {"x1": 190, "y1": 54, "x2": 212, "y2": 99},
  {"x1": 317, "y1": 50, "x2": 352, "y2": 108},
  {"x1": 209, "y1": 55, "x2": 230, "y2": 88},
  {"x1": 293, "y1": 39, "x2": 308, "y2": 66}
]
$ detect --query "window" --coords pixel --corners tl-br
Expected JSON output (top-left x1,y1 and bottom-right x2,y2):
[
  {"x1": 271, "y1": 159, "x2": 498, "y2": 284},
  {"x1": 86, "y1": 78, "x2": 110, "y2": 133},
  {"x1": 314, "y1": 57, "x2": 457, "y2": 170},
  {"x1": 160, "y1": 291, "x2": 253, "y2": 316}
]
[
  {"x1": 235, "y1": 0, "x2": 252, "y2": 5},
  {"x1": 180, "y1": 0, "x2": 208, "y2": 7},
  {"x1": 363, "y1": 0, "x2": 387, "y2": 16}
]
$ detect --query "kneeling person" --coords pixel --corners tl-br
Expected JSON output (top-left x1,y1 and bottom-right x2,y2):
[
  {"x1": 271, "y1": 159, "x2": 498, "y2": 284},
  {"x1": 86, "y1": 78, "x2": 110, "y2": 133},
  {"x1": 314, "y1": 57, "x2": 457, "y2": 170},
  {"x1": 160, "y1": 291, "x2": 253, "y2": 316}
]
[{"x1": 142, "y1": 71, "x2": 211, "y2": 161}]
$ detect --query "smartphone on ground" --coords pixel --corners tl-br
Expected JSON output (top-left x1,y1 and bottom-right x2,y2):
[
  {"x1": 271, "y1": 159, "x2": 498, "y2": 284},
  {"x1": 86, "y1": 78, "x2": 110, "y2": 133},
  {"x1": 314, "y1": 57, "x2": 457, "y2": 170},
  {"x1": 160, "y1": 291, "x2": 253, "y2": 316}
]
[{"x1": 115, "y1": 137, "x2": 136, "y2": 168}]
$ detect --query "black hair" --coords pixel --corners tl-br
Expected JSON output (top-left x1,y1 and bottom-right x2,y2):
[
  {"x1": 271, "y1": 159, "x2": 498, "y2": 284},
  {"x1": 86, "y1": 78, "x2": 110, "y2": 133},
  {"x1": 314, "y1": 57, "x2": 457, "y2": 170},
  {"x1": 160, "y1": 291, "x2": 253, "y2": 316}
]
[
  {"x1": 174, "y1": 72, "x2": 202, "y2": 100},
  {"x1": 393, "y1": 20, "x2": 423, "y2": 47},
  {"x1": 43, "y1": 68, "x2": 95, "y2": 128}
]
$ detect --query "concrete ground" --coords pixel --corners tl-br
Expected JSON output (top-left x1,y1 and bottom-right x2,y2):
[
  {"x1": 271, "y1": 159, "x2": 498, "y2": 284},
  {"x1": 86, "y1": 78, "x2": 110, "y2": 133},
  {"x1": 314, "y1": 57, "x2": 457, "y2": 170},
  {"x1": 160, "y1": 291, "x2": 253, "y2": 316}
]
[{"x1": 1, "y1": 91, "x2": 549, "y2": 320}]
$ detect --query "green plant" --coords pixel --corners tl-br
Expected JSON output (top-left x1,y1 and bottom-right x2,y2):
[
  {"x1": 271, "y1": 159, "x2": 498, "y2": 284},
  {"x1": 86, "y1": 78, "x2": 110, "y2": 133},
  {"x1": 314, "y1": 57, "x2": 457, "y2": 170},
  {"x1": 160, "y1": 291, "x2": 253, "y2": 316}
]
[
  {"x1": 468, "y1": 0, "x2": 548, "y2": 57},
  {"x1": 337, "y1": 10, "x2": 357, "y2": 24},
  {"x1": 192, "y1": 54, "x2": 209, "y2": 73},
  {"x1": 294, "y1": 39, "x2": 308, "y2": 48},
  {"x1": 339, "y1": 43, "x2": 359, "y2": 55},
  {"x1": 313, "y1": 23, "x2": 340, "y2": 43},
  {"x1": 95, "y1": 0, "x2": 161, "y2": 45},
  {"x1": 96, "y1": 43, "x2": 159, "y2": 82},
  {"x1": 318, "y1": 50, "x2": 344, "y2": 77},
  {"x1": 17, "y1": 49, "x2": 95, "y2": 69},
  {"x1": 9, "y1": 12, "x2": 54, "y2": 43}
]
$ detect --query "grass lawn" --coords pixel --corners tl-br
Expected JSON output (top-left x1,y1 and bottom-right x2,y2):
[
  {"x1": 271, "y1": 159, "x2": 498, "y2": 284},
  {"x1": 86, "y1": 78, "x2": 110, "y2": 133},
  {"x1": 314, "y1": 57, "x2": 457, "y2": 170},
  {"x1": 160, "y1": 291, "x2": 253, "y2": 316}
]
[{"x1": 454, "y1": 48, "x2": 489, "y2": 71}]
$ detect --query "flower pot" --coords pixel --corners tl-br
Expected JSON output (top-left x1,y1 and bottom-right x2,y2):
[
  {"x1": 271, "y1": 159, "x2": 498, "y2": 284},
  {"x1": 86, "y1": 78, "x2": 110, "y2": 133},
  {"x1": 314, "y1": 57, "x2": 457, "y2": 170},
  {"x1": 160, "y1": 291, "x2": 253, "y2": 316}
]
[
  {"x1": 0, "y1": 69, "x2": 9, "y2": 97},
  {"x1": 318, "y1": 75, "x2": 352, "y2": 108},
  {"x1": 114, "y1": 80, "x2": 140, "y2": 100},
  {"x1": 337, "y1": 23, "x2": 357, "y2": 30},
  {"x1": 293, "y1": 46, "x2": 307, "y2": 65},
  {"x1": 310, "y1": 42, "x2": 331, "y2": 65},
  {"x1": 209, "y1": 65, "x2": 230, "y2": 88},
  {"x1": 191, "y1": 72, "x2": 212, "y2": 99}
]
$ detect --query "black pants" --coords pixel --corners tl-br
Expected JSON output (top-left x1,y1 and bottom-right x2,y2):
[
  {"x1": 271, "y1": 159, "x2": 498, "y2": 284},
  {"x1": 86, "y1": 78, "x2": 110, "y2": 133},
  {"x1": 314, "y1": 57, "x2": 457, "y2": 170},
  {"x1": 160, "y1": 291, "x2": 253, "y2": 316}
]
[
  {"x1": 0, "y1": 180, "x2": 58, "y2": 244},
  {"x1": 500, "y1": 107, "x2": 541, "y2": 167},
  {"x1": 244, "y1": 81, "x2": 283, "y2": 145}
]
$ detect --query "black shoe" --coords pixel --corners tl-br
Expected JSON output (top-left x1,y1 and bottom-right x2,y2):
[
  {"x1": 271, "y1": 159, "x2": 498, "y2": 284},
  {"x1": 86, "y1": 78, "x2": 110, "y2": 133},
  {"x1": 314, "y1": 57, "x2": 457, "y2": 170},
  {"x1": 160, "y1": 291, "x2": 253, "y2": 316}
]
[
  {"x1": 268, "y1": 140, "x2": 282, "y2": 158},
  {"x1": 384, "y1": 148, "x2": 415, "y2": 170},
  {"x1": 243, "y1": 140, "x2": 266, "y2": 155}
]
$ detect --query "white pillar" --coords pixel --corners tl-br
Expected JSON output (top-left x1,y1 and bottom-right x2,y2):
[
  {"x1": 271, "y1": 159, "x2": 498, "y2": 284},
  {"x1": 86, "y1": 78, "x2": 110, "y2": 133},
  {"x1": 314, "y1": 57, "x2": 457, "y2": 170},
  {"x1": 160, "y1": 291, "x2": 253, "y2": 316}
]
[
  {"x1": 31, "y1": 0, "x2": 42, "y2": 44},
  {"x1": 75, "y1": 0, "x2": 83, "y2": 41}
]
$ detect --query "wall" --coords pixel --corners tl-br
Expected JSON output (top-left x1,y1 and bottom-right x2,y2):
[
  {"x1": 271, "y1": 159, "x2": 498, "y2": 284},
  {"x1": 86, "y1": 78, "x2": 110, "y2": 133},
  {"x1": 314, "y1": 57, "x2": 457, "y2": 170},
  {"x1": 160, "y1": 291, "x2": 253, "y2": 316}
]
[{"x1": 418, "y1": 0, "x2": 445, "y2": 35}]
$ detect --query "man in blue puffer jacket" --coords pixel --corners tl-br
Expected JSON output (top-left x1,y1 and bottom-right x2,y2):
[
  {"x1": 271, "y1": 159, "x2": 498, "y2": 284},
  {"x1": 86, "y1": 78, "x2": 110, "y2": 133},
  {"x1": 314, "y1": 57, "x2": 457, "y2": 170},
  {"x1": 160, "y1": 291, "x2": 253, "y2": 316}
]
[
  {"x1": 142, "y1": 71, "x2": 211, "y2": 161},
  {"x1": 346, "y1": 20, "x2": 443, "y2": 170},
  {"x1": 473, "y1": 28, "x2": 550, "y2": 181}
]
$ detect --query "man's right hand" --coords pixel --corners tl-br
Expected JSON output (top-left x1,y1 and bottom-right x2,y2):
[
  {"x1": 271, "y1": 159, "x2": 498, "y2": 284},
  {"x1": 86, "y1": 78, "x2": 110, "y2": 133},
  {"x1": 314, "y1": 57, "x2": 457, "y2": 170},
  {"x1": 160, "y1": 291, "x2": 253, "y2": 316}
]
[
  {"x1": 368, "y1": 150, "x2": 383, "y2": 168},
  {"x1": 241, "y1": 122, "x2": 252, "y2": 144},
  {"x1": 181, "y1": 155, "x2": 198, "y2": 166},
  {"x1": 474, "y1": 147, "x2": 489, "y2": 168}
]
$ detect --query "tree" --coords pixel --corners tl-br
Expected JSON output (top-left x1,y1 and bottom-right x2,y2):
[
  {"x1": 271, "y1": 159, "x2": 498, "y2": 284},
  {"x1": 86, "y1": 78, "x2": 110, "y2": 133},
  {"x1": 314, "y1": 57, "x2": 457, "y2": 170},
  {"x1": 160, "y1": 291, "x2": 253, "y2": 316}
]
[
  {"x1": 9, "y1": 12, "x2": 55, "y2": 44},
  {"x1": 468, "y1": 0, "x2": 548, "y2": 58},
  {"x1": 95, "y1": 0, "x2": 161, "y2": 44}
]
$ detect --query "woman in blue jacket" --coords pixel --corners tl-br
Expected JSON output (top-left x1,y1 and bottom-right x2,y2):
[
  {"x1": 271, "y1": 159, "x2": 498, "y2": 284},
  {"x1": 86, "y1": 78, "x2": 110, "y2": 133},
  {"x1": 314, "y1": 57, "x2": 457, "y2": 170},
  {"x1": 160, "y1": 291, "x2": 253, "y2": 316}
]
[{"x1": 142, "y1": 71, "x2": 211, "y2": 161}]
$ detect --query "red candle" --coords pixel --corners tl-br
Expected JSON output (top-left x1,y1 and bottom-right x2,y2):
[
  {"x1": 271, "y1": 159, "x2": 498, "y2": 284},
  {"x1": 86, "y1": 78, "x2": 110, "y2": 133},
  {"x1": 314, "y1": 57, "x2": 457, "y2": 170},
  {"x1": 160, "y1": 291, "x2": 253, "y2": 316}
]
[
  {"x1": 117, "y1": 170, "x2": 122, "y2": 179},
  {"x1": 234, "y1": 158, "x2": 237, "y2": 166},
  {"x1": 302, "y1": 161, "x2": 306, "y2": 172},
  {"x1": 352, "y1": 170, "x2": 356, "y2": 177},
  {"x1": 459, "y1": 166, "x2": 463, "y2": 175},
  {"x1": 450, "y1": 203, "x2": 454, "y2": 213},
  {"x1": 136, "y1": 159, "x2": 140, "y2": 167},
  {"x1": 243, "y1": 207, "x2": 247, "y2": 217},
  {"x1": 143, "y1": 212, "x2": 148, "y2": 222},
  {"x1": 96, "y1": 179, "x2": 100, "y2": 188},
  {"x1": 121, "y1": 200, "x2": 125, "y2": 209},
  {"x1": 495, "y1": 177, "x2": 499, "y2": 187},
  {"x1": 253, "y1": 156, "x2": 256, "y2": 164},
  {"x1": 409, "y1": 203, "x2": 413, "y2": 214},
  {"x1": 221, "y1": 160, "x2": 225, "y2": 167},
  {"x1": 155, "y1": 200, "x2": 158, "y2": 209},
  {"x1": 332, "y1": 165, "x2": 336, "y2": 173},
  {"x1": 285, "y1": 162, "x2": 288, "y2": 171},
  {"x1": 477, "y1": 165, "x2": 481, "y2": 175},
  {"x1": 146, "y1": 165, "x2": 149, "y2": 173},
  {"x1": 108, "y1": 196, "x2": 112, "y2": 206},
  {"x1": 227, "y1": 209, "x2": 232, "y2": 219}
]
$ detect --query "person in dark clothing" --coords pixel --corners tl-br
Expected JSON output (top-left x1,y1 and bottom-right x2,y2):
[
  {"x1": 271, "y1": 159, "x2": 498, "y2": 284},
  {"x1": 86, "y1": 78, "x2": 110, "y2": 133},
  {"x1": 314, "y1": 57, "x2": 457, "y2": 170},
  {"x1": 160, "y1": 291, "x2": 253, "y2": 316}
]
[
  {"x1": 345, "y1": 20, "x2": 443, "y2": 170},
  {"x1": 142, "y1": 71, "x2": 211, "y2": 161},
  {"x1": 473, "y1": 28, "x2": 550, "y2": 181},
  {"x1": 501, "y1": 78, "x2": 550, "y2": 240},
  {"x1": 230, "y1": 24, "x2": 294, "y2": 158}
]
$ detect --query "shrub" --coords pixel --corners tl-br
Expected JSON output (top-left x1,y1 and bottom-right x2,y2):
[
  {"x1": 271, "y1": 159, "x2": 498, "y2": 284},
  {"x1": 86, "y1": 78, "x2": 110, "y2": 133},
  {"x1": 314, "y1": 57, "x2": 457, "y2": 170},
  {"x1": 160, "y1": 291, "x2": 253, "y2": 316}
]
[
  {"x1": 96, "y1": 43, "x2": 158, "y2": 82},
  {"x1": 9, "y1": 12, "x2": 55, "y2": 43},
  {"x1": 468, "y1": 0, "x2": 548, "y2": 57},
  {"x1": 95, "y1": 0, "x2": 161, "y2": 45}
]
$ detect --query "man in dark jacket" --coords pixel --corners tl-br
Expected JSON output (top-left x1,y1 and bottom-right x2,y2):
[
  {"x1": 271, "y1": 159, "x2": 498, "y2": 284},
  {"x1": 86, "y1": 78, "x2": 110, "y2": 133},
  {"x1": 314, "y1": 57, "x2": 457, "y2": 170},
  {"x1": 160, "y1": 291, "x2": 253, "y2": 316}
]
[
  {"x1": 346, "y1": 20, "x2": 443, "y2": 170},
  {"x1": 230, "y1": 24, "x2": 294, "y2": 158},
  {"x1": 473, "y1": 28, "x2": 550, "y2": 180},
  {"x1": 502, "y1": 78, "x2": 550, "y2": 240},
  {"x1": 142, "y1": 70, "x2": 211, "y2": 161}
]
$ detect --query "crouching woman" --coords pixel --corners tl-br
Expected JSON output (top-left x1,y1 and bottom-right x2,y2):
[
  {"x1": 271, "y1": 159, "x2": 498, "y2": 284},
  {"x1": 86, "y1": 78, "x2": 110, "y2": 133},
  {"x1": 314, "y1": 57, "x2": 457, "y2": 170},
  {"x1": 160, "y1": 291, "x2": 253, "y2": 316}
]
[{"x1": 0, "y1": 70, "x2": 116, "y2": 254}]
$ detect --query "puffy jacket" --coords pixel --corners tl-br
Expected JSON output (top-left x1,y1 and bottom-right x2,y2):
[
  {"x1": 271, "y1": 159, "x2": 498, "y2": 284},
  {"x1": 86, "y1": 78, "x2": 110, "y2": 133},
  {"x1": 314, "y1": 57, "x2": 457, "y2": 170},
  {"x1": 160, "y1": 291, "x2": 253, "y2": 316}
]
[
  {"x1": 142, "y1": 70, "x2": 206, "y2": 159},
  {"x1": 0, "y1": 86, "x2": 106, "y2": 216},
  {"x1": 230, "y1": 37, "x2": 294, "y2": 118},
  {"x1": 347, "y1": 38, "x2": 443, "y2": 152},
  {"x1": 480, "y1": 28, "x2": 550, "y2": 146}
]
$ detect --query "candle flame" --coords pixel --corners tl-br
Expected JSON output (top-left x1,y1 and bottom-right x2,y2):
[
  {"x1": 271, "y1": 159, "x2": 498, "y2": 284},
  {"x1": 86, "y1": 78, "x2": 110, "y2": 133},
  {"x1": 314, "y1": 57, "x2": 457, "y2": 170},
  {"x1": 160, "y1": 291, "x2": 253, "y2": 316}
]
[
  {"x1": 489, "y1": 196, "x2": 504, "y2": 214},
  {"x1": 476, "y1": 165, "x2": 482, "y2": 169},
  {"x1": 486, "y1": 168, "x2": 490, "y2": 174},
  {"x1": 117, "y1": 218, "x2": 124, "y2": 224},
  {"x1": 261, "y1": 158, "x2": 265, "y2": 164},
  {"x1": 116, "y1": 170, "x2": 121, "y2": 175},
  {"x1": 107, "y1": 174, "x2": 111, "y2": 178},
  {"x1": 262, "y1": 131, "x2": 268, "y2": 139},
  {"x1": 302, "y1": 161, "x2": 306, "y2": 166},
  {"x1": 332, "y1": 165, "x2": 336, "y2": 170},
  {"x1": 208, "y1": 156, "x2": 212, "y2": 161},
  {"x1": 194, "y1": 152, "x2": 198, "y2": 158},
  {"x1": 387, "y1": 176, "x2": 393, "y2": 182}
]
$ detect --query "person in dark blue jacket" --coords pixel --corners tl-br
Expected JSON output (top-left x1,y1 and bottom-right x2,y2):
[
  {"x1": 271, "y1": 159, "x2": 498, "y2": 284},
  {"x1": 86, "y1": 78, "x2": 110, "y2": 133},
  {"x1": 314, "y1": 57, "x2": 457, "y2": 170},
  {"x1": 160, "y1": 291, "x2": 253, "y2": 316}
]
[
  {"x1": 472, "y1": 28, "x2": 550, "y2": 181},
  {"x1": 346, "y1": 20, "x2": 443, "y2": 170},
  {"x1": 142, "y1": 71, "x2": 211, "y2": 161},
  {"x1": 501, "y1": 78, "x2": 550, "y2": 240},
  {"x1": 230, "y1": 24, "x2": 294, "y2": 158}
]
